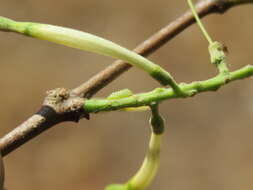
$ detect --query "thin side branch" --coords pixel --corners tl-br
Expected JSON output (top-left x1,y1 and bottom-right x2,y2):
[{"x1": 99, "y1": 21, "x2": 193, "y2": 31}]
[{"x1": 72, "y1": 0, "x2": 253, "y2": 98}]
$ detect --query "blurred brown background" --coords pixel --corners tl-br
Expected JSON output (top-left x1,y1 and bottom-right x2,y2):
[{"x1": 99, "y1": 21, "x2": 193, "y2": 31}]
[{"x1": 0, "y1": 1, "x2": 253, "y2": 190}]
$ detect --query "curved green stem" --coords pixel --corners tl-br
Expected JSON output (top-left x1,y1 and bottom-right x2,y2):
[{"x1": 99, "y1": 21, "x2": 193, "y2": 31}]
[
  {"x1": 105, "y1": 103, "x2": 164, "y2": 190},
  {"x1": 0, "y1": 16, "x2": 182, "y2": 91},
  {"x1": 126, "y1": 103, "x2": 164, "y2": 190},
  {"x1": 126, "y1": 133, "x2": 161, "y2": 190}
]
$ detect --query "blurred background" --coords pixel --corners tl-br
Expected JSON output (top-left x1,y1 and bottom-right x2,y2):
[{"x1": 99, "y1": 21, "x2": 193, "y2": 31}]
[{"x1": 0, "y1": 0, "x2": 253, "y2": 190}]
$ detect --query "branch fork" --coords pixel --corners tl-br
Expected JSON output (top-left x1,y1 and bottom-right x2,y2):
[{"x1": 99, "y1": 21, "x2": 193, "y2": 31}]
[{"x1": 37, "y1": 88, "x2": 89, "y2": 123}]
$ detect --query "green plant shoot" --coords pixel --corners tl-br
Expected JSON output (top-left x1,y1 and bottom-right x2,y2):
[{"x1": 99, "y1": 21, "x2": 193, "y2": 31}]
[
  {"x1": 105, "y1": 102, "x2": 164, "y2": 190},
  {"x1": 187, "y1": 0, "x2": 230, "y2": 76},
  {"x1": 0, "y1": 16, "x2": 184, "y2": 92},
  {"x1": 107, "y1": 89, "x2": 133, "y2": 100}
]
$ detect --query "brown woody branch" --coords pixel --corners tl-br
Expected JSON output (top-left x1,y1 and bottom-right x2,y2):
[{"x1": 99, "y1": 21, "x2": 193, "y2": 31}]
[{"x1": 0, "y1": 0, "x2": 252, "y2": 156}]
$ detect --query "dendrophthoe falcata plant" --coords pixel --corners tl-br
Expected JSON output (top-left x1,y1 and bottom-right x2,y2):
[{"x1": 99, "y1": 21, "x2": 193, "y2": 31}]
[{"x1": 0, "y1": 0, "x2": 252, "y2": 189}]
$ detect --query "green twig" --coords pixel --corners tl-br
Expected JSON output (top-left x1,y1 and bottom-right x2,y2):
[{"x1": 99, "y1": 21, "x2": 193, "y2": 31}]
[
  {"x1": 187, "y1": 0, "x2": 213, "y2": 44},
  {"x1": 0, "y1": 16, "x2": 182, "y2": 92},
  {"x1": 126, "y1": 103, "x2": 164, "y2": 190},
  {"x1": 84, "y1": 65, "x2": 253, "y2": 113},
  {"x1": 105, "y1": 103, "x2": 164, "y2": 190},
  {"x1": 187, "y1": 0, "x2": 230, "y2": 76}
]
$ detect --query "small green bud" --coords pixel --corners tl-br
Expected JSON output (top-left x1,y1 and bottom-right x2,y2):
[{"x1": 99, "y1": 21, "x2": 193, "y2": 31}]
[
  {"x1": 208, "y1": 41, "x2": 226, "y2": 65},
  {"x1": 107, "y1": 89, "x2": 133, "y2": 100}
]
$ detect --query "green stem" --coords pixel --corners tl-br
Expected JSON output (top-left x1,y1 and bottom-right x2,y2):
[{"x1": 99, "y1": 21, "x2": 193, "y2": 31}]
[
  {"x1": 187, "y1": 0, "x2": 213, "y2": 44},
  {"x1": 105, "y1": 103, "x2": 164, "y2": 190},
  {"x1": 126, "y1": 103, "x2": 164, "y2": 190},
  {"x1": 127, "y1": 133, "x2": 162, "y2": 190},
  {"x1": 84, "y1": 65, "x2": 253, "y2": 113},
  {"x1": 0, "y1": 16, "x2": 181, "y2": 90},
  {"x1": 187, "y1": 1, "x2": 230, "y2": 76}
]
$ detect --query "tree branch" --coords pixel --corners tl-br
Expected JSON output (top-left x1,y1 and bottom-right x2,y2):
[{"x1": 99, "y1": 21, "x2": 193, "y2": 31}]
[
  {"x1": 0, "y1": 0, "x2": 252, "y2": 156},
  {"x1": 0, "y1": 88, "x2": 89, "y2": 156}
]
